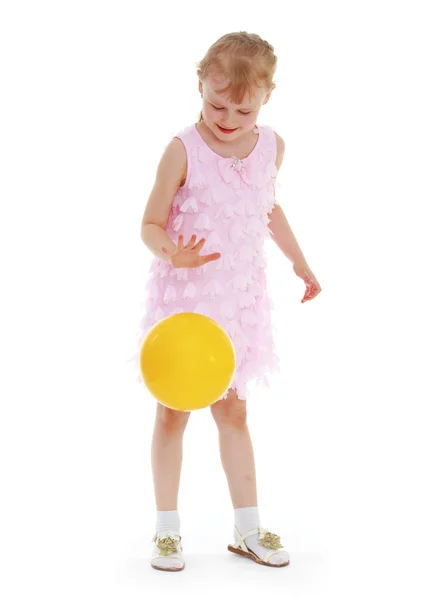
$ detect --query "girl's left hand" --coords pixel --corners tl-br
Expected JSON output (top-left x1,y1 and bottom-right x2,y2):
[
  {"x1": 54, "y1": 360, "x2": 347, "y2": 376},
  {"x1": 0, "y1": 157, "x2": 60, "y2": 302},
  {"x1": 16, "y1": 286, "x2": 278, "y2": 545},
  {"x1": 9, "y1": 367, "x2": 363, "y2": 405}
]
[{"x1": 293, "y1": 261, "x2": 322, "y2": 303}]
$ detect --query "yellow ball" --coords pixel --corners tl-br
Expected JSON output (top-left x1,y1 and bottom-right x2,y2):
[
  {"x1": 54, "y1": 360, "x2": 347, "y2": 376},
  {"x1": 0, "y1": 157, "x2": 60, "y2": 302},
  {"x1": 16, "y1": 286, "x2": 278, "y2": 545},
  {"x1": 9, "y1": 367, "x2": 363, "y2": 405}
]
[{"x1": 139, "y1": 312, "x2": 236, "y2": 411}]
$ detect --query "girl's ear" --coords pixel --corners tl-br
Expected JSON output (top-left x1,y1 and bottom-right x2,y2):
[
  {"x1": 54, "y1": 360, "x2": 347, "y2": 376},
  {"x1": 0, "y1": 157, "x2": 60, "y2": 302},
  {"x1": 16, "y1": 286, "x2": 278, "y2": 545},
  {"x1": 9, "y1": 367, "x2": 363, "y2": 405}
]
[{"x1": 263, "y1": 83, "x2": 276, "y2": 105}]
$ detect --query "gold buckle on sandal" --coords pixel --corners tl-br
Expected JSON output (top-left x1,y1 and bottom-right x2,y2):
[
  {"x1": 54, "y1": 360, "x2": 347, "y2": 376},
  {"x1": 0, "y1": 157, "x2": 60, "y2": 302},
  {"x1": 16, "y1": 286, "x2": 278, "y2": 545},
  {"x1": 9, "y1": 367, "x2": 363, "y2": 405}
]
[
  {"x1": 152, "y1": 531, "x2": 182, "y2": 556},
  {"x1": 258, "y1": 528, "x2": 284, "y2": 551}
]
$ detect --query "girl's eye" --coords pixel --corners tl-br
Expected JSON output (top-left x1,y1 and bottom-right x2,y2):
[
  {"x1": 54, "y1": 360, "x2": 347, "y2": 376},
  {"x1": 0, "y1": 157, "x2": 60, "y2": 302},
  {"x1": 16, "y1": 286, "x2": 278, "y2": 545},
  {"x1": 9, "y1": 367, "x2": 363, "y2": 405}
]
[{"x1": 211, "y1": 104, "x2": 251, "y2": 115}]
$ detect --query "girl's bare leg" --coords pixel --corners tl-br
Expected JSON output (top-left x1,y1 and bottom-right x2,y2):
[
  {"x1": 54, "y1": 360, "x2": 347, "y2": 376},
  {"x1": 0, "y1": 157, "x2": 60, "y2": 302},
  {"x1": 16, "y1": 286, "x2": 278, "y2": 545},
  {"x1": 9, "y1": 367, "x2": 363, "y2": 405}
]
[
  {"x1": 150, "y1": 403, "x2": 191, "y2": 571},
  {"x1": 209, "y1": 389, "x2": 257, "y2": 508},
  {"x1": 151, "y1": 402, "x2": 191, "y2": 510},
  {"x1": 210, "y1": 390, "x2": 289, "y2": 566}
]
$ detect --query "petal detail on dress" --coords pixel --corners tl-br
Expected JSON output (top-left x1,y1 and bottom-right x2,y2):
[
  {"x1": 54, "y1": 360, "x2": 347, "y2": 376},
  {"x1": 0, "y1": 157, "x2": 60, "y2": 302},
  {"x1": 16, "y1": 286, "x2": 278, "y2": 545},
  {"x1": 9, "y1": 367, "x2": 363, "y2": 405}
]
[
  {"x1": 215, "y1": 203, "x2": 235, "y2": 220},
  {"x1": 193, "y1": 213, "x2": 212, "y2": 231},
  {"x1": 206, "y1": 231, "x2": 223, "y2": 250},
  {"x1": 182, "y1": 282, "x2": 196, "y2": 299},
  {"x1": 180, "y1": 197, "x2": 199, "y2": 213},
  {"x1": 194, "y1": 301, "x2": 213, "y2": 318},
  {"x1": 172, "y1": 214, "x2": 184, "y2": 232},
  {"x1": 163, "y1": 285, "x2": 177, "y2": 305},
  {"x1": 220, "y1": 301, "x2": 235, "y2": 319},
  {"x1": 201, "y1": 279, "x2": 224, "y2": 299},
  {"x1": 216, "y1": 254, "x2": 234, "y2": 271}
]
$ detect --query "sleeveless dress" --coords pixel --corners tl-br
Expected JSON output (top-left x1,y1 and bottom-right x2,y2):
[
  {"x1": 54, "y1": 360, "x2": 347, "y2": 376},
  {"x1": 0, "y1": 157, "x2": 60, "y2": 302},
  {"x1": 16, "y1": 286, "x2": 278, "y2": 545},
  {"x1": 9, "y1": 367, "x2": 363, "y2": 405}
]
[{"x1": 129, "y1": 122, "x2": 280, "y2": 401}]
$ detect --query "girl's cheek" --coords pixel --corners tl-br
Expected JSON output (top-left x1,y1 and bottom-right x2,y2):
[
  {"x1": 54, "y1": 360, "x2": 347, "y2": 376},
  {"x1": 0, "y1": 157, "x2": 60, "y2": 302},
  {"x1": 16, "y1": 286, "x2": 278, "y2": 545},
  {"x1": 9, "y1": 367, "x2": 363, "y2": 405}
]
[
  {"x1": 202, "y1": 107, "x2": 215, "y2": 121},
  {"x1": 244, "y1": 115, "x2": 257, "y2": 129}
]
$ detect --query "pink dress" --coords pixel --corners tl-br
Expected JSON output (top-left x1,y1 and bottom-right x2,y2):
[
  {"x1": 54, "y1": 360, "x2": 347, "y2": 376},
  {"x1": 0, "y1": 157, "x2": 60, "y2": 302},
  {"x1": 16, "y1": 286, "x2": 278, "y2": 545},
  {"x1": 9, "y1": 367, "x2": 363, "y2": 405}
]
[{"x1": 130, "y1": 122, "x2": 280, "y2": 401}]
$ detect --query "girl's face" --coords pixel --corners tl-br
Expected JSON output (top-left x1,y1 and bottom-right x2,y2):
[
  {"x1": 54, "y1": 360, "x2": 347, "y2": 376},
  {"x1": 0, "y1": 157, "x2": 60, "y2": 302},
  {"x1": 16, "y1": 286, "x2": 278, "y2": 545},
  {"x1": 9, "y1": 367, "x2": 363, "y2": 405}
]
[{"x1": 199, "y1": 76, "x2": 273, "y2": 141}]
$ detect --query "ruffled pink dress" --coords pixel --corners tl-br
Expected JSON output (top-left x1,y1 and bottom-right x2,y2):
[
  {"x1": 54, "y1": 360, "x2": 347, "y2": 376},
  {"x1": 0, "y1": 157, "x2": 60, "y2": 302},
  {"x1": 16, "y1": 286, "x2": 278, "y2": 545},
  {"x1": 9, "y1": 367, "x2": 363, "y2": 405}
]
[{"x1": 129, "y1": 123, "x2": 280, "y2": 400}]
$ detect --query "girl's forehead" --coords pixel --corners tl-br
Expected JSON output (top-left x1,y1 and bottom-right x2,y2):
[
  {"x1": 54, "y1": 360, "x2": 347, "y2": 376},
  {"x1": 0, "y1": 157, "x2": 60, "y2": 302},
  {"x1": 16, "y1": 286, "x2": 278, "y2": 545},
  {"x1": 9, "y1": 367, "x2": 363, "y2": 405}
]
[{"x1": 204, "y1": 79, "x2": 264, "y2": 108}]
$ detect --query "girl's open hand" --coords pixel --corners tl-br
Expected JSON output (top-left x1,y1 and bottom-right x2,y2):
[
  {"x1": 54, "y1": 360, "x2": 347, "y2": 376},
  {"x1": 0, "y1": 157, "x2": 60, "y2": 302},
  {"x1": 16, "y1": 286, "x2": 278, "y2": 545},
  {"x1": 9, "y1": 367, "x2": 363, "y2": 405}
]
[
  {"x1": 162, "y1": 234, "x2": 221, "y2": 269},
  {"x1": 293, "y1": 261, "x2": 322, "y2": 303}
]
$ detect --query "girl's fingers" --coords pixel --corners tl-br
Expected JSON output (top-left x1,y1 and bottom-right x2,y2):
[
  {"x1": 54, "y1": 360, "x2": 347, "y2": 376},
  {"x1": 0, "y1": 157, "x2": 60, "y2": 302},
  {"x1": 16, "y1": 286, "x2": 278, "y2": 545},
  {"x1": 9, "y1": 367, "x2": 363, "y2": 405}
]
[
  {"x1": 303, "y1": 286, "x2": 320, "y2": 302},
  {"x1": 192, "y1": 238, "x2": 206, "y2": 251},
  {"x1": 201, "y1": 252, "x2": 221, "y2": 265},
  {"x1": 302, "y1": 275, "x2": 321, "y2": 302},
  {"x1": 185, "y1": 234, "x2": 197, "y2": 249},
  {"x1": 177, "y1": 234, "x2": 184, "y2": 250}
]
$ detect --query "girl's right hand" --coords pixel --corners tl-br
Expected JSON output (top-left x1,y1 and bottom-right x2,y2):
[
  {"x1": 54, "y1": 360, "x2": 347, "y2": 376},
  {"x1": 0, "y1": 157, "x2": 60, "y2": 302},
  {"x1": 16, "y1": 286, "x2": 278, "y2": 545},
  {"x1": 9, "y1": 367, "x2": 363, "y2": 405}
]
[{"x1": 162, "y1": 234, "x2": 221, "y2": 268}]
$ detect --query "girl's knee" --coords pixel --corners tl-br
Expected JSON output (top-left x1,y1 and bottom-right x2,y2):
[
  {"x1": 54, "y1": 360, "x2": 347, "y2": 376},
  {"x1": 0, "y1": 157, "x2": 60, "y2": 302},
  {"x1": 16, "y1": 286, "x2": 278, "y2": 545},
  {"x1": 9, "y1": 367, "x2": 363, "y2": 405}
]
[
  {"x1": 210, "y1": 389, "x2": 247, "y2": 427},
  {"x1": 156, "y1": 403, "x2": 191, "y2": 430}
]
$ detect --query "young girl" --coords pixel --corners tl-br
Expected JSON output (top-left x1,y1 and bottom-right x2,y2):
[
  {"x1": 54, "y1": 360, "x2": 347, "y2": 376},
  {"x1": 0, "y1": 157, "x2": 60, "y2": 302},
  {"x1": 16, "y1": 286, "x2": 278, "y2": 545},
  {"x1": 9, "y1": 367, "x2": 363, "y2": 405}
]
[{"x1": 131, "y1": 31, "x2": 321, "y2": 571}]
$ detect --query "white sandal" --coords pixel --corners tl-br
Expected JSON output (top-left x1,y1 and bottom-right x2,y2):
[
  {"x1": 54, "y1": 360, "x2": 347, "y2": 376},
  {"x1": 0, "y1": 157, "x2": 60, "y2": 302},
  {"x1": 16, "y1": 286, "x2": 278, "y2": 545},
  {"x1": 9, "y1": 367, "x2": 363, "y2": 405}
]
[
  {"x1": 228, "y1": 526, "x2": 290, "y2": 567},
  {"x1": 151, "y1": 530, "x2": 185, "y2": 572}
]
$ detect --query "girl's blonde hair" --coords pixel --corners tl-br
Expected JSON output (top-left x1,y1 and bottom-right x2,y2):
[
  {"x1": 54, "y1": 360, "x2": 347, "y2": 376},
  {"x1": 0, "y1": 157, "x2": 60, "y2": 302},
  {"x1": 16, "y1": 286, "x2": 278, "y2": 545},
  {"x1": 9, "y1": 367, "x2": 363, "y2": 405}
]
[{"x1": 196, "y1": 32, "x2": 277, "y2": 121}]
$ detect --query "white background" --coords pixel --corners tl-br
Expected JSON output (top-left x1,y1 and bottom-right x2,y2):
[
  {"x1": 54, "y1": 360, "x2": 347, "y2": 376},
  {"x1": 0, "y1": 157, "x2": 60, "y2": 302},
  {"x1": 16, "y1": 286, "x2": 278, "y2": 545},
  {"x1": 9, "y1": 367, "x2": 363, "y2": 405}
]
[{"x1": 1, "y1": 1, "x2": 433, "y2": 598}]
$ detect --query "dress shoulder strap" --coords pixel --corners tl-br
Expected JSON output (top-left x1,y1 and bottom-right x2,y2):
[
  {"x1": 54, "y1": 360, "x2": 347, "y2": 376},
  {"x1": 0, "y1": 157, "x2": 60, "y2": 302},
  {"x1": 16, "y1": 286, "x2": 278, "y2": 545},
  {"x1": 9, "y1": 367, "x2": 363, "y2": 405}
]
[
  {"x1": 256, "y1": 124, "x2": 277, "y2": 162},
  {"x1": 173, "y1": 124, "x2": 197, "y2": 152}
]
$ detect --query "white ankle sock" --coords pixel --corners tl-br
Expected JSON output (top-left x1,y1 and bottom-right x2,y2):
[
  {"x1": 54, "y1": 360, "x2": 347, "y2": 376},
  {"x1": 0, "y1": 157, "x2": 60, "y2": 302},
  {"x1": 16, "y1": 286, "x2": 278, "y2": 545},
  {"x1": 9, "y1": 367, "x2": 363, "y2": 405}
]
[
  {"x1": 156, "y1": 510, "x2": 181, "y2": 534},
  {"x1": 234, "y1": 506, "x2": 289, "y2": 566},
  {"x1": 235, "y1": 506, "x2": 260, "y2": 533},
  {"x1": 151, "y1": 510, "x2": 183, "y2": 571}
]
